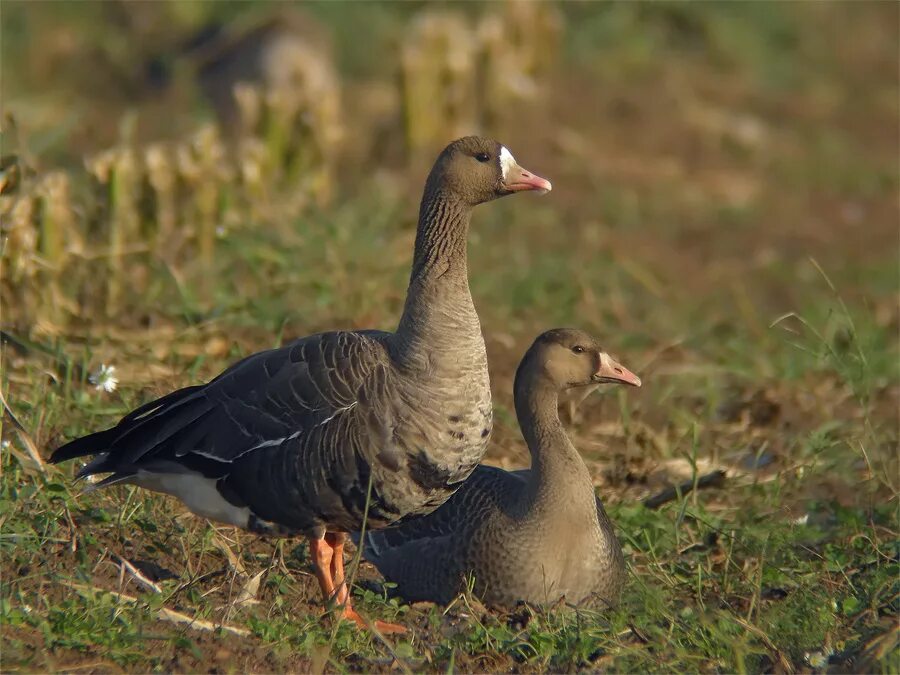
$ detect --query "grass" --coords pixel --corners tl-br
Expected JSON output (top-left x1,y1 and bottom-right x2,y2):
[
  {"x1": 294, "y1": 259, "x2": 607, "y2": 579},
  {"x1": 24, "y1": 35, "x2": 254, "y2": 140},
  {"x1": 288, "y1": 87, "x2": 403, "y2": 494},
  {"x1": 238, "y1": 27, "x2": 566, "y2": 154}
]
[
  {"x1": 4, "y1": 440, "x2": 895, "y2": 672},
  {"x1": 2, "y1": 1, "x2": 899, "y2": 673}
]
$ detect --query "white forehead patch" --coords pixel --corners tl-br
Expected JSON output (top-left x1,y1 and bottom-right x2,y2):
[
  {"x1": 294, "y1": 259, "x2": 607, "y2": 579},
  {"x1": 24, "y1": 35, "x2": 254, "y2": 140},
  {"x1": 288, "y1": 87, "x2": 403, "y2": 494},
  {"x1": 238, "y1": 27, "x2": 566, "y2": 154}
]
[
  {"x1": 599, "y1": 352, "x2": 611, "y2": 372},
  {"x1": 499, "y1": 146, "x2": 517, "y2": 180}
]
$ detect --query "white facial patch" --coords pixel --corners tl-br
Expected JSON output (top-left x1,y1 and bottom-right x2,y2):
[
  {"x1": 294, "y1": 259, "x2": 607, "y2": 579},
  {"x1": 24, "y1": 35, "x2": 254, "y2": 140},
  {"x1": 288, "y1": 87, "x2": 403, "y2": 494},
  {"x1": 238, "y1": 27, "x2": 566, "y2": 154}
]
[
  {"x1": 499, "y1": 146, "x2": 517, "y2": 180},
  {"x1": 598, "y1": 352, "x2": 612, "y2": 373}
]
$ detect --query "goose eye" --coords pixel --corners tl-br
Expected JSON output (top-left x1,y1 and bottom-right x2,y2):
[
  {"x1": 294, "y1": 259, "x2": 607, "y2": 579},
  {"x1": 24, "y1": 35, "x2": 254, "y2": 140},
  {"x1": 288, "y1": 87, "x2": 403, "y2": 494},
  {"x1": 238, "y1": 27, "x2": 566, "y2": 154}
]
[
  {"x1": 475, "y1": 152, "x2": 491, "y2": 163},
  {"x1": 572, "y1": 345, "x2": 585, "y2": 354}
]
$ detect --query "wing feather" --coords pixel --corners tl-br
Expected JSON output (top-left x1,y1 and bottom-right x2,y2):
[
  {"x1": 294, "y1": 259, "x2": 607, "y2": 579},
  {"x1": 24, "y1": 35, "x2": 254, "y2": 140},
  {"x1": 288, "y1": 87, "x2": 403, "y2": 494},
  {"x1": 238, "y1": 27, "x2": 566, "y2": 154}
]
[
  {"x1": 360, "y1": 465, "x2": 525, "y2": 561},
  {"x1": 51, "y1": 331, "x2": 390, "y2": 486}
]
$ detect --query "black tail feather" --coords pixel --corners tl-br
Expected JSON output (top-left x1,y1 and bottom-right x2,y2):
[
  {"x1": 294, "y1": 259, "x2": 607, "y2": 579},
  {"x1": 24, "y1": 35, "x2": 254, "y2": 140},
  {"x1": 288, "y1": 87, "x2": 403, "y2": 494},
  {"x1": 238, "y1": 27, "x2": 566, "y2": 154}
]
[
  {"x1": 114, "y1": 397, "x2": 213, "y2": 466},
  {"x1": 118, "y1": 384, "x2": 204, "y2": 425},
  {"x1": 50, "y1": 428, "x2": 118, "y2": 464},
  {"x1": 49, "y1": 385, "x2": 207, "y2": 466}
]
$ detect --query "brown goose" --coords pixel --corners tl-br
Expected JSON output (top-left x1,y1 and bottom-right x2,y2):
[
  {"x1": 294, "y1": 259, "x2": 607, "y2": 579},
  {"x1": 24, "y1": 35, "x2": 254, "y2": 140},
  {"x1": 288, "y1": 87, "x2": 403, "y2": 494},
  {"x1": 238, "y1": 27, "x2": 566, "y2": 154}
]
[
  {"x1": 359, "y1": 328, "x2": 640, "y2": 610},
  {"x1": 50, "y1": 137, "x2": 551, "y2": 632}
]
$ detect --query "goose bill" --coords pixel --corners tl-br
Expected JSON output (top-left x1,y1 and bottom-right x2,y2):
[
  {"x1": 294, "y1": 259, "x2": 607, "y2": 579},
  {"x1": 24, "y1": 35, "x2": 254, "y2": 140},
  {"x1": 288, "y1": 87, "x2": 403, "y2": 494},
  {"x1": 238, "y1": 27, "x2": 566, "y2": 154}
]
[
  {"x1": 502, "y1": 163, "x2": 552, "y2": 194},
  {"x1": 593, "y1": 353, "x2": 641, "y2": 387}
]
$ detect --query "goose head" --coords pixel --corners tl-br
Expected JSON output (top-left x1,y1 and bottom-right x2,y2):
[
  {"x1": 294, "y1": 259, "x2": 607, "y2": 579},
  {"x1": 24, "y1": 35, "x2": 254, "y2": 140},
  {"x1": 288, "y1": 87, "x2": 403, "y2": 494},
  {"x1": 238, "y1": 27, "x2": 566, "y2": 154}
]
[
  {"x1": 426, "y1": 136, "x2": 552, "y2": 206},
  {"x1": 527, "y1": 328, "x2": 642, "y2": 391}
]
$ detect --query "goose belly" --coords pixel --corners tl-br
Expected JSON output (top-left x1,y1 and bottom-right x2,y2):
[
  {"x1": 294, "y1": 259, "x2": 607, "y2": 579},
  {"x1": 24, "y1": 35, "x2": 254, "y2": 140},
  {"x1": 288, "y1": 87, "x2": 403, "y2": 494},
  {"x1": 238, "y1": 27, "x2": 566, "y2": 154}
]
[{"x1": 130, "y1": 470, "x2": 251, "y2": 528}]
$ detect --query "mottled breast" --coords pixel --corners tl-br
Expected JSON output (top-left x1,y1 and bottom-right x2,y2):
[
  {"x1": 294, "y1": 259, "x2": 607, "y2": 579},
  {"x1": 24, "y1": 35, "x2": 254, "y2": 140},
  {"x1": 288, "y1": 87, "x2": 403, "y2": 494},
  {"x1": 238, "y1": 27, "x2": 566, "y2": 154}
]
[{"x1": 370, "y1": 361, "x2": 493, "y2": 520}]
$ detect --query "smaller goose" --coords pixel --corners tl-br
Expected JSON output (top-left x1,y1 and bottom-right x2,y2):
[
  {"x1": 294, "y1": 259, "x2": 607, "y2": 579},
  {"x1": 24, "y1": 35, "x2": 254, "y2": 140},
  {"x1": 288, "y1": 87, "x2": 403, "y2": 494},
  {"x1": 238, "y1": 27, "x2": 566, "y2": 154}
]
[{"x1": 359, "y1": 328, "x2": 641, "y2": 610}]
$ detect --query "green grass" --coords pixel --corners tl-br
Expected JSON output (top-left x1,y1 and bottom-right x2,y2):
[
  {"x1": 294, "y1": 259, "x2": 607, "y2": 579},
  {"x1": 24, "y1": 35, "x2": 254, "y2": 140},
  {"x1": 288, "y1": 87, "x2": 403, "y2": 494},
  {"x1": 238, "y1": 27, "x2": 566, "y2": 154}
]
[{"x1": 2, "y1": 1, "x2": 899, "y2": 673}]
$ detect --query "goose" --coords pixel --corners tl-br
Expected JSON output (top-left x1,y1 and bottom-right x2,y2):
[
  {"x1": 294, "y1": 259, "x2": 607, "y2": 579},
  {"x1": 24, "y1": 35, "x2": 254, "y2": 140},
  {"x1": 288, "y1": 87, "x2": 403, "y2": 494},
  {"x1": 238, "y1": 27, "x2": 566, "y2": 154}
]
[
  {"x1": 50, "y1": 136, "x2": 552, "y2": 632},
  {"x1": 359, "y1": 328, "x2": 640, "y2": 610}
]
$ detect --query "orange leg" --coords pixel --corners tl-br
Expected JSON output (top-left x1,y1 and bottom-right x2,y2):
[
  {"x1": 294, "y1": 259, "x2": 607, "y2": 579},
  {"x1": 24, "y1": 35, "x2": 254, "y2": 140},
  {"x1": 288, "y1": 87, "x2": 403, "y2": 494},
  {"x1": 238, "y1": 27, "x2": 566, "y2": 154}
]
[
  {"x1": 309, "y1": 535, "x2": 338, "y2": 600},
  {"x1": 325, "y1": 532, "x2": 351, "y2": 607},
  {"x1": 309, "y1": 532, "x2": 406, "y2": 634}
]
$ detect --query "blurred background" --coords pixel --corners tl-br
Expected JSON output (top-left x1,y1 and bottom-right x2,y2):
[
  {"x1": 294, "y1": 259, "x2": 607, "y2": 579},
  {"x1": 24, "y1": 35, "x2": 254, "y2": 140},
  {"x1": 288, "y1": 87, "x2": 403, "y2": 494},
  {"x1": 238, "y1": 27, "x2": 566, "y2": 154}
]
[{"x1": 2, "y1": 0, "x2": 897, "y2": 502}]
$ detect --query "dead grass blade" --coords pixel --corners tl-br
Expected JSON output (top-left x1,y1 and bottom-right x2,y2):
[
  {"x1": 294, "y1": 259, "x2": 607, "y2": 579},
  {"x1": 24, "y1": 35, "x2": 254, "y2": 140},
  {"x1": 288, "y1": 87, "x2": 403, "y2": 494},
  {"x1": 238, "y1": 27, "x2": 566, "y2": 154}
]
[
  {"x1": 115, "y1": 555, "x2": 164, "y2": 594},
  {"x1": 63, "y1": 580, "x2": 250, "y2": 637},
  {"x1": 233, "y1": 570, "x2": 264, "y2": 608},
  {"x1": 212, "y1": 530, "x2": 247, "y2": 575},
  {"x1": 729, "y1": 614, "x2": 794, "y2": 673},
  {"x1": 0, "y1": 386, "x2": 45, "y2": 474}
]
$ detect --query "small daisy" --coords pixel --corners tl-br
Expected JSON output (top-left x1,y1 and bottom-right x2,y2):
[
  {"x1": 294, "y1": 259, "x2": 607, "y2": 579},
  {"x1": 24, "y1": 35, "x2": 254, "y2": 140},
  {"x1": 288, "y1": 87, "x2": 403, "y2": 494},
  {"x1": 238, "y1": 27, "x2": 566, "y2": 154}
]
[
  {"x1": 90, "y1": 364, "x2": 118, "y2": 393},
  {"x1": 805, "y1": 650, "x2": 830, "y2": 669}
]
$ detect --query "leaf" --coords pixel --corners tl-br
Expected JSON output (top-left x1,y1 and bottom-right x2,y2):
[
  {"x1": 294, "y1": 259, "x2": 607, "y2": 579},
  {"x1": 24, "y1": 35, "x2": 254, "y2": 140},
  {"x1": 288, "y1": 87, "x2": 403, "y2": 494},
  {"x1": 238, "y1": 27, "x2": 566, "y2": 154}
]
[{"x1": 234, "y1": 570, "x2": 264, "y2": 607}]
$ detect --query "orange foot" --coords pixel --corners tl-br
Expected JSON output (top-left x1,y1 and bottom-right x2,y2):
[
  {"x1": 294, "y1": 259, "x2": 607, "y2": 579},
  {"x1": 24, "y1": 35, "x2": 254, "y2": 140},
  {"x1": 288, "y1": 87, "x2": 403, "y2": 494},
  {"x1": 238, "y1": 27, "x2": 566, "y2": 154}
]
[
  {"x1": 340, "y1": 605, "x2": 407, "y2": 634},
  {"x1": 309, "y1": 532, "x2": 407, "y2": 635}
]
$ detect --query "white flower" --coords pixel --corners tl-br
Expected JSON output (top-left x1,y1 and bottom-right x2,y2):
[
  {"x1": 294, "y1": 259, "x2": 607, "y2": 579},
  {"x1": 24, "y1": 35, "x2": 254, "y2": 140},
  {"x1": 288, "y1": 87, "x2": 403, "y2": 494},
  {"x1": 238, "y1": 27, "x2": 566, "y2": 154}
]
[
  {"x1": 805, "y1": 650, "x2": 831, "y2": 668},
  {"x1": 90, "y1": 364, "x2": 118, "y2": 393},
  {"x1": 792, "y1": 513, "x2": 809, "y2": 525}
]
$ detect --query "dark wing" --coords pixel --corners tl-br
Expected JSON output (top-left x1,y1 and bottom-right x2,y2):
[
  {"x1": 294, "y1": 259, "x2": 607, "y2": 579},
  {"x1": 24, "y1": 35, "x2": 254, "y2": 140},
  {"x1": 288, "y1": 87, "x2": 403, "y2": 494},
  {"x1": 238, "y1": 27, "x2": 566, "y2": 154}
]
[
  {"x1": 353, "y1": 464, "x2": 526, "y2": 602},
  {"x1": 50, "y1": 330, "x2": 390, "y2": 489},
  {"x1": 362, "y1": 465, "x2": 525, "y2": 554}
]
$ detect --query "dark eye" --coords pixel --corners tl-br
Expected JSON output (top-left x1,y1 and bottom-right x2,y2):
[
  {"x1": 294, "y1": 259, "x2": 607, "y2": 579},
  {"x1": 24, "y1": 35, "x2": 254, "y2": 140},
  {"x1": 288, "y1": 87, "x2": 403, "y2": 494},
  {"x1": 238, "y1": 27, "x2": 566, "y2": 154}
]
[
  {"x1": 572, "y1": 345, "x2": 585, "y2": 354},
  {"x1": 475, "y1": 152, "x2": 491, "y2": 163}
]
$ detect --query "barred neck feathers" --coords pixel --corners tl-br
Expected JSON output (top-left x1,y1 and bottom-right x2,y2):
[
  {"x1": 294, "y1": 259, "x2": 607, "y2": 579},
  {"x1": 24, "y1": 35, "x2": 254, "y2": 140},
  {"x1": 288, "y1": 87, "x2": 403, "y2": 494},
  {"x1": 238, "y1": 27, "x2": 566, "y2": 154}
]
[{"x1": 410, "y1": 188, "x2": 471, "y2": 286}]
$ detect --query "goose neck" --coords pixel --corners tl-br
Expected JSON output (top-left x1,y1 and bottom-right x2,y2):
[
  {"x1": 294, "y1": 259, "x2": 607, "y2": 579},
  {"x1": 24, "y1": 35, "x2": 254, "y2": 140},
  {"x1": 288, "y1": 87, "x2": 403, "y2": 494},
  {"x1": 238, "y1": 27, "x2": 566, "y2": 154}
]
[
  {"x1": 409, "y1": 189, "x2": 472, "y2": 285},
  {"x1": 393, "y1": 189, "x2": 483, "y2": 370},
  {"x1": 515, "y1": 376, "x2": 597, "y2": 513}
]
